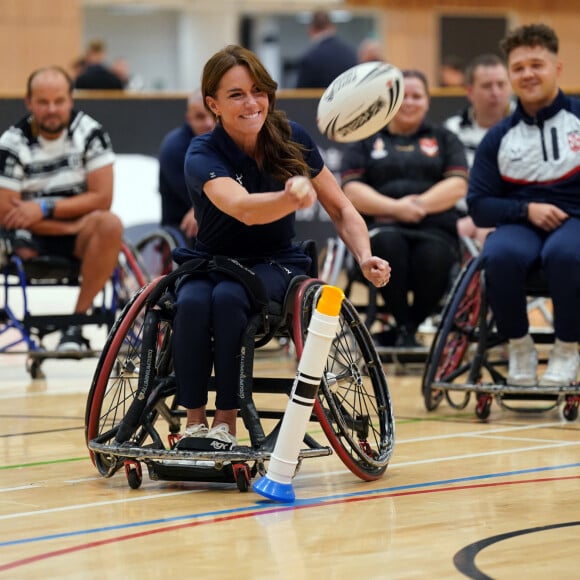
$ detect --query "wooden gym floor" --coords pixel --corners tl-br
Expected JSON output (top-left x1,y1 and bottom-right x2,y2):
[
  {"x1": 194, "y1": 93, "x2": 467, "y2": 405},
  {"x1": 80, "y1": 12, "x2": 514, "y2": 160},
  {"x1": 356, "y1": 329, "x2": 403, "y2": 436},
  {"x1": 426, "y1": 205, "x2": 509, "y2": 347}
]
[{"x1": 1, "y1": 321, "x2": 579, "y2": 579}]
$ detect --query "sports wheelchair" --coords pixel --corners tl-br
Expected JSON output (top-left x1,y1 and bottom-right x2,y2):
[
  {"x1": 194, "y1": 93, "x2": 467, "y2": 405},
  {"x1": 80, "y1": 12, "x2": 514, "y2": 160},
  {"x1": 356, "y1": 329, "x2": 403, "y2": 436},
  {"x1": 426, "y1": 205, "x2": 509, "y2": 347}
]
[
  {"x1": 421, "y1": 253, "x2": 580, "y2": 421},
  {"x1": 0, "y1": 233, "x2": 147, "y2": 378},
  {"x1": 84, "y1": 241, "x2": 395, "y2": 492}
]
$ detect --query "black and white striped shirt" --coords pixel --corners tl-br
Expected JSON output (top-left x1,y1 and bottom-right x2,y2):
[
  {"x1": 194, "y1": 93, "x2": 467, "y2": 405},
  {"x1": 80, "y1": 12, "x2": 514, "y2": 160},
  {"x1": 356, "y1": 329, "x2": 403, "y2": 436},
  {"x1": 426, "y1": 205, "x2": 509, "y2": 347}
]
[{"x1": 0, "y1": 110, "x2": 114, "y2": 201}]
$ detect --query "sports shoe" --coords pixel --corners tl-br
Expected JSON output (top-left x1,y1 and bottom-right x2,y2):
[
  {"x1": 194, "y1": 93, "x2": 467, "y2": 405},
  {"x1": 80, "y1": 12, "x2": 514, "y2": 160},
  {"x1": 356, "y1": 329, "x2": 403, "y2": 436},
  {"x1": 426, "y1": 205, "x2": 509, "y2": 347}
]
[
  {"x1": 183, "y1": 423, "x2": 209, "y2": 438},
  {"x1": 174, "y1": 423, "x2": 209, "y2": 451},
  {"x1": 507, "y1": 334, "x2": 537, "y2": 386},
  {"x1": 57, "y1": 325, "x2": 89, "y2": 353},
  {"x1": 206, "y1": 424, "x2": 238, "y2": 448},
  {"x1": 539, "y1": 339, "x2": 580, "y2": 387}
]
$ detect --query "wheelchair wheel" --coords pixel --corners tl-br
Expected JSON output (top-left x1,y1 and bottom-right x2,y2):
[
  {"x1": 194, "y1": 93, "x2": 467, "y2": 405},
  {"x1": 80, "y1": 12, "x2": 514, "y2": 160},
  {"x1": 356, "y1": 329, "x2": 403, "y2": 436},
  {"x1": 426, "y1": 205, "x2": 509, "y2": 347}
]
[
  {"x1": 318, "y1": 237, "x2": 348, "y2": 286},
  {"x1": 134, "y1": 227, "x2": 186, "y2": 280},
  {"x1": 115, "y1": 242, "x2": 148, "y2": 310},
  {"x1": 294, "y1": 280, "x2": 395, "y2": 481},
  {"x1": 422, "y1": 257, "x2": 483, "y2": 411},
  {"x1": 85, "y1": 277, "x2": 173, "y2": 476}
]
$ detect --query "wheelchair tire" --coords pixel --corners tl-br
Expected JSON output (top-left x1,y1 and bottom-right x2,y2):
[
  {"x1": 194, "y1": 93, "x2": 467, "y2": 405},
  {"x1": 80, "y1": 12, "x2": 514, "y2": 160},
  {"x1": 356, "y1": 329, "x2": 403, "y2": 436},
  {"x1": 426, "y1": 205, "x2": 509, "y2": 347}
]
[
  {"x1": 421, "y1": 257, "x2": 483, "y2": 411},
  {"x1": 85, "y1": 278, "x2": 171, "y2": 476},
  {"x1": 115, "y1": 242, "x2": 149, "y2": 314},
  {"x1": 134, "y1": 227, "x2": 185, "y2": 280},
  {"x1": 294, "y1": 280, "x2": 395, "y2": 481}
]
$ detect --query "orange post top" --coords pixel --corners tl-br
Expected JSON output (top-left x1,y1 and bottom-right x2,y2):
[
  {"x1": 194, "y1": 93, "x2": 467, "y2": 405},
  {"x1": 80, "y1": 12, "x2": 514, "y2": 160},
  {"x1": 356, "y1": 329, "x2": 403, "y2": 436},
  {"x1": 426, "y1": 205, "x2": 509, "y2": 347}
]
[{"x1": 316, "y1": 285, "x2": 345, "y2": 317}]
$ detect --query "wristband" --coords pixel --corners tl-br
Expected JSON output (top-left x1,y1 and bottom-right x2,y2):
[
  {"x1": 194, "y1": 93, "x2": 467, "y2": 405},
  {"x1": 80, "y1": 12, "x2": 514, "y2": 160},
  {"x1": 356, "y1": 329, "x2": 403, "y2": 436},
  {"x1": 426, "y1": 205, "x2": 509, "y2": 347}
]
[{"x1": 39, "y1": 198, "x2": 55, "y2": 218}]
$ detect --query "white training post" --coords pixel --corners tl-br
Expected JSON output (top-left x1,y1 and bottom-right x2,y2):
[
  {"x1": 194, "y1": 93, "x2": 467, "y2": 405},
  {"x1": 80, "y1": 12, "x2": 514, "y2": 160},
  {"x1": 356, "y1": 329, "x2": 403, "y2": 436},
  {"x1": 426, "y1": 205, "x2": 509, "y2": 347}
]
[{"x1": 253, "y1": 285, "x2": 344, "y2": 502}]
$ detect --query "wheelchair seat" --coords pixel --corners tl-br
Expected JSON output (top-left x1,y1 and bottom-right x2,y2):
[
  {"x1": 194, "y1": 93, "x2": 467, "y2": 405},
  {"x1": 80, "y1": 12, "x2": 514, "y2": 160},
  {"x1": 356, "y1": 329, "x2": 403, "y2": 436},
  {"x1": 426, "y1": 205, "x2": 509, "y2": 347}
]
[{"x1": 4, "y1": 254, "x2": 81, "y2": 284}]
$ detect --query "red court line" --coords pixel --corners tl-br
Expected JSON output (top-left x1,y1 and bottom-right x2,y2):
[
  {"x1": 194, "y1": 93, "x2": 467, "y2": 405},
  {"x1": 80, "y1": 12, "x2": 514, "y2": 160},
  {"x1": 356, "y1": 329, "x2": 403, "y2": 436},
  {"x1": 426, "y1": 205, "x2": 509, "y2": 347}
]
[{"x1": 1, "y1": 474, "x2": 579, "y2": 572}]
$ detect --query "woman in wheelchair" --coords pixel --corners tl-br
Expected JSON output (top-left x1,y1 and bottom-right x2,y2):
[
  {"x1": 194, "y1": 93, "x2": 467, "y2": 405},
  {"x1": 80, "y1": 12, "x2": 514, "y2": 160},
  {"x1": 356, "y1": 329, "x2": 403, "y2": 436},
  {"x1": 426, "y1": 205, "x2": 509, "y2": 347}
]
[
  {"x1": 468, "y1": 23, "x2": 580, "y2": 388},
  {"x1": 340, "y1": 69, "x2": 468, "y2": 348},
  {"x1": 171, "y1": 45, "x2": 390, "y2": 448}
]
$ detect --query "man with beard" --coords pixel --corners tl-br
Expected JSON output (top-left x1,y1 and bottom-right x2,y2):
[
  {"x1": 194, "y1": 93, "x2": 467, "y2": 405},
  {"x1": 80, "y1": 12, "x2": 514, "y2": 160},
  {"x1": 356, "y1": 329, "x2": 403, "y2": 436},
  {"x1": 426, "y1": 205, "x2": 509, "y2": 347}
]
[{"x1": 0, "y1": 66, "x2": 123, "y2": 352}]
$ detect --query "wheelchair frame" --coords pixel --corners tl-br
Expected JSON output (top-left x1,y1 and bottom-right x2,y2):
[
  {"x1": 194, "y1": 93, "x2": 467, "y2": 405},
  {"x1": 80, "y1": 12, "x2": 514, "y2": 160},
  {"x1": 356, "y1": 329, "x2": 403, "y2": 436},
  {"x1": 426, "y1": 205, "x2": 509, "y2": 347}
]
[
  {"x1": 84, "y1": 264, "x2": 395, "y2": 493},
  {"x1": 0, "y1": 241, "x2": 147, "y2": 378},
  {"x1": 421, "y1": 254, "x2": 580, "y2": 421}
]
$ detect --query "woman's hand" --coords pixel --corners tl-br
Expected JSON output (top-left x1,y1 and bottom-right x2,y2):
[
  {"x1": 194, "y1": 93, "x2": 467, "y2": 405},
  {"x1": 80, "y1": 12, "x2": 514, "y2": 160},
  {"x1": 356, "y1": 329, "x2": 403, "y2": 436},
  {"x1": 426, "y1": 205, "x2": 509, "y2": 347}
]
[
  {"x1": 394, "y1": 195, "x2": 426, "y2": 223},
  {"x1": 360, "y1": 256, "x2": 391, "y2": 288}
]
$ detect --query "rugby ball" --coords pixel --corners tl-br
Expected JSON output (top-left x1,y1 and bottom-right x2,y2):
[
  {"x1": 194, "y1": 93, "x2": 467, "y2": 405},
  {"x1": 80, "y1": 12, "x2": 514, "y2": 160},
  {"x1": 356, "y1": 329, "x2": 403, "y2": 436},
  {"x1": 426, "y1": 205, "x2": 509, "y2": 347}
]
[{"x1": 317, "y1": 61, "x2": 404, "y2": 143}]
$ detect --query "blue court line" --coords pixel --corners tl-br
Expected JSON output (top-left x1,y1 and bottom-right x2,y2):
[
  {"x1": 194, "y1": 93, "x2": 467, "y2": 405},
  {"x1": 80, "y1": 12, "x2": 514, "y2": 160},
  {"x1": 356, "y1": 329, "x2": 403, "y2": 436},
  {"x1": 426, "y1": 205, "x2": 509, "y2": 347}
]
[{"x1": 1, "y1": 461, "x2": 579, "y2": 549}]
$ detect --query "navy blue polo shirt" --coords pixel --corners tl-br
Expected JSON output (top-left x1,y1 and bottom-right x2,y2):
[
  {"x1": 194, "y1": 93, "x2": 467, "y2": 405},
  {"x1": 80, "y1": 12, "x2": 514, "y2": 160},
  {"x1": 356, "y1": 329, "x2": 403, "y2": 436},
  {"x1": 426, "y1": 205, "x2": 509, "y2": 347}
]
[{"x1": 184, "y1": 121, "x2": 324, "y2": 257}]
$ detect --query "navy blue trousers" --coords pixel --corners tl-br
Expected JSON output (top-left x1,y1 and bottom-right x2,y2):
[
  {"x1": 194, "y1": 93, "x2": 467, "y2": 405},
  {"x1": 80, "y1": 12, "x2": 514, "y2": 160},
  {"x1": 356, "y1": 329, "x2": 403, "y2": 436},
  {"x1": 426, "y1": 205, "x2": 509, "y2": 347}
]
[
  {"x1": 370, "y1": 226, "x2": 459, "y2": 331},
  {"x1": 172, "y1": 258, "x2": 309, "y2": 411},
  {"x1": 482, "y1": 218, "x2": 580, "y2": 342}
]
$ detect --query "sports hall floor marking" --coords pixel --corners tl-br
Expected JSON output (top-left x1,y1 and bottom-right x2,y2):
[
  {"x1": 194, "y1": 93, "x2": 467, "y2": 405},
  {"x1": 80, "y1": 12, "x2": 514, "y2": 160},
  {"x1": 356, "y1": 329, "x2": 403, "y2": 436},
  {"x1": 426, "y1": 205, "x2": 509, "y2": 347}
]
[
  {"x1": 1, "y1": 461, "x2": 579, "y2": 547},
  {"x1": 0, "y1": 470, "x2": 579, "y2": 573}
]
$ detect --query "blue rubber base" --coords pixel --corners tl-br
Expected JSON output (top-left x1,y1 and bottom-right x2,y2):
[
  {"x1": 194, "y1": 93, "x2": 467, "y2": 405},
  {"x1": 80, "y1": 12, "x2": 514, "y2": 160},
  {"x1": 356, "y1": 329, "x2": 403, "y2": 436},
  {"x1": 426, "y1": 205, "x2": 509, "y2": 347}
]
[{"x1": 253, "y1": 476, "x2": 295, "y2": 502}]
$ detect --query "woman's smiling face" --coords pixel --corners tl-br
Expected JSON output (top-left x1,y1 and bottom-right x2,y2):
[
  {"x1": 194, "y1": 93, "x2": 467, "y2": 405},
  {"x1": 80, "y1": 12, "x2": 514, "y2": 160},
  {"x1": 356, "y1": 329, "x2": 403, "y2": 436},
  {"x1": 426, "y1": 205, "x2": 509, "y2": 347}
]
[
  {"x1": 205, "y1": 64, "x2": 269, "y2": 140},
  {"x1": 389, "y1": 75, "x2": 429, "y2": 134}
]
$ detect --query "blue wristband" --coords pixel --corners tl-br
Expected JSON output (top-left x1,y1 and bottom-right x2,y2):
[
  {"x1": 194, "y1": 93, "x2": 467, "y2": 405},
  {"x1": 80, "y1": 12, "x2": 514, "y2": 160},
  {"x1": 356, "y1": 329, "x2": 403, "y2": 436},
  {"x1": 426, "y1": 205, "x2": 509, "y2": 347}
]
[
  {"x1": 38, "y1": 198, "x2": 48, "y2": 217},
  {"x1": 38, "y1": 198, "x2": 55, "y2": 218}
]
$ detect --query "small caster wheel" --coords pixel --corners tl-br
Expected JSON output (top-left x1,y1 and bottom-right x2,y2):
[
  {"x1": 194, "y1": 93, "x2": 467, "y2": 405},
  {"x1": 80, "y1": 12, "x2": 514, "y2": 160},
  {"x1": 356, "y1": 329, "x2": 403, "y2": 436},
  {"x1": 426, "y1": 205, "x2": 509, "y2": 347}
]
[
  {"x1": 124, "y1": 460, "x2": 142, "y2": 489},
  {"x1": 233, "y1": 463, "x2": 250, "y2": 492},
  {"x1": 168, "y1": 433, "x2": 182, "y2": 448},
  {"x1": 475, "y1": 394, "x2": 492, "y2": 420},
  {"x1": 562, "y1": 397, "x2": 579, "y2": 422},
  {"x1": 27, "y1": 358, "x2": 45, "y2": 379}
]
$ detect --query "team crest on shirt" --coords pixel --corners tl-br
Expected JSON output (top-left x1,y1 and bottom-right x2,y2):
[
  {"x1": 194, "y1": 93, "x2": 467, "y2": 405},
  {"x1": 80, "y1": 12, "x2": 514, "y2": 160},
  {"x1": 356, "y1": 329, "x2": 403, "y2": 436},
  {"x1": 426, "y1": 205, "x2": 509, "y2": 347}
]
[
  {"x1": 419, "y1": 138, "x2": 439, "y2": 157},
  {"x1": 370, "y1": 137, "x2": 388, "y2": 159},
  {"x1": 567, "y1": 130, "x2": 580, "y2": 152}
]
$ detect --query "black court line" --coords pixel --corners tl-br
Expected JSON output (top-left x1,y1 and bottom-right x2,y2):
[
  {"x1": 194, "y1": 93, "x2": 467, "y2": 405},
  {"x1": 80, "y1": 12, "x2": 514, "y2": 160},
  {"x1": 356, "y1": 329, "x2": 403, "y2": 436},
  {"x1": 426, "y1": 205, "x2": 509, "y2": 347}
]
[
  {"x1": 0, "y1": 425, "x2": 84, "y2": 439},
  {"x1": 454, "y1": 520, "x2": 580, "y2": 579},
  {"x1": 0, "y1": 414, "x2": 83, "y2": 420}
]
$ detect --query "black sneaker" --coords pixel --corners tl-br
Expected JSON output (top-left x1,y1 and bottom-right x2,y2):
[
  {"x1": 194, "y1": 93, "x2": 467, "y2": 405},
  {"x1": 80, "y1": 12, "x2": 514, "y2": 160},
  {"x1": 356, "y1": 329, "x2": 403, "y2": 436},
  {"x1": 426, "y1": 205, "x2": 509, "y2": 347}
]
[
  {"x1": 395, "y1": 326, "x2": 421, "y2": 348},
  {"x1": 57, "y1": 325, "x2": 89, "y2": 353}
]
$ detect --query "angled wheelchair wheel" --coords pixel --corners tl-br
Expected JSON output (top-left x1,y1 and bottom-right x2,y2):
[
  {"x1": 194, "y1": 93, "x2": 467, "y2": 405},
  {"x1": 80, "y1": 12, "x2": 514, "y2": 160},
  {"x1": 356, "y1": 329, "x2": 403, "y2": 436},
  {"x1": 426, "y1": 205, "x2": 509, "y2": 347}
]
[
  {"x1": 134, "y1": 227, "x2": 186, "y2": 280},
  {"x1": 85, "y1": 277, "x2": 174, "y2": 476},
  {"x1": 318, "y1": 236, "x2": 348, "y2": 286},
  {"x1": 115, "y1": 242, "x2": 148, "y2": 310},
  {"x1": 421, "y1": 257, "x2": 483, "y2": 411},
  {"x1": 294, "y1": 280, "x2": 395, "y2": 481}
]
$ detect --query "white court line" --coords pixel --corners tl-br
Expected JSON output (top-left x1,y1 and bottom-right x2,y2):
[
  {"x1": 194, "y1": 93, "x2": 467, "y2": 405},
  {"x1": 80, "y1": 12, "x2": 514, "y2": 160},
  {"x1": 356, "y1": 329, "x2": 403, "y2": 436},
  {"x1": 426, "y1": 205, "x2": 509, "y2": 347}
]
[
  {"x1": 398, "y1": 421, "x2": 567, "y2": 444},
  {"x1": 0, "y1": 489, "x2": 201, "y2": 521},
  {"x1": 393, "y1": 440, "x2": 580, "y2": 468},
  {"x1": 470, "y1": 434, "x2": 569, "y2": 444},
  {"x1": 64, "y1": 477, "x2": 103, "y2": 484},
  {"x1": 0, "y1": 485, "x2": 42, "y2": 493}
]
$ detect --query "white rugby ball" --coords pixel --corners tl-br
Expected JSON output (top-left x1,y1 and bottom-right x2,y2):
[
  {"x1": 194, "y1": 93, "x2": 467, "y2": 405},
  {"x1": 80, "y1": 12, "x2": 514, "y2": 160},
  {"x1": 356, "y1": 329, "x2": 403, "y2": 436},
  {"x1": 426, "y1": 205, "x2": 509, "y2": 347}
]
[{"x1": 317, "y1": 61, "x2": 404, "y2": 143}]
